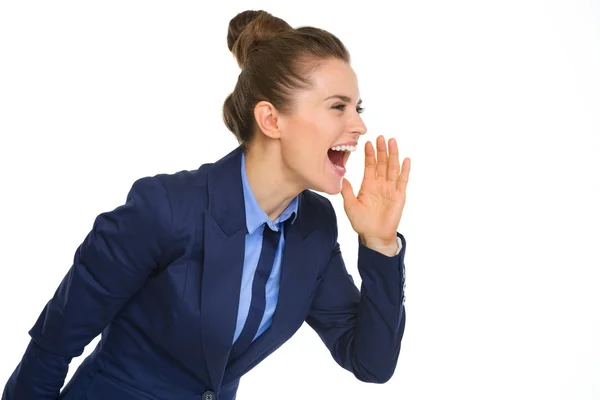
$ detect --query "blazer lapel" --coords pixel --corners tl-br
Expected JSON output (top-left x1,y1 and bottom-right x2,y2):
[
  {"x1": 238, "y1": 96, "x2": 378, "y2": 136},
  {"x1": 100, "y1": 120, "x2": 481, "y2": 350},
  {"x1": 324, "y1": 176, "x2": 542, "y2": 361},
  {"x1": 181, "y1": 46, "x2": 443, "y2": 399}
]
[
  {"x1": 201, "y1": 214, "x2": 247, "y2": 389},
  {"x1": 199, "y1": 147, "x2": 248, "y2": 390}
]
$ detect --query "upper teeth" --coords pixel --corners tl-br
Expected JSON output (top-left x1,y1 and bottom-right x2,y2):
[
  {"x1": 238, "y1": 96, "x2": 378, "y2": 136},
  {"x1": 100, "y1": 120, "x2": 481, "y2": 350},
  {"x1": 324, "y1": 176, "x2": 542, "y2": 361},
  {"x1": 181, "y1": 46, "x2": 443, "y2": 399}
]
[{"x1": 330, "y1": 145, "x2": 356, "y2": 152}]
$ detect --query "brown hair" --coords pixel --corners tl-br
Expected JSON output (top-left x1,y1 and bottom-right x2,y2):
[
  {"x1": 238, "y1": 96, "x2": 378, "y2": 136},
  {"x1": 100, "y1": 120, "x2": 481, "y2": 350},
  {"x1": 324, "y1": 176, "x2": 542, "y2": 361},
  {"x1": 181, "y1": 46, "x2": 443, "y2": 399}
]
[{"x1": 222, "y1": 10, "x2": 350, "y2": 150}]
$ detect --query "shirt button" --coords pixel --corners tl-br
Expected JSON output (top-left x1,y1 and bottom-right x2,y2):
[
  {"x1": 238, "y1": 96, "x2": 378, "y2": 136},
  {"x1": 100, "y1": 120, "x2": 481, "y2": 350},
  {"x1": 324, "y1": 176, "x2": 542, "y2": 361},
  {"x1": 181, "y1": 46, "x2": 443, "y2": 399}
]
[{"x1": 202, "y1": 391, "x2": 215, "y2": 400}]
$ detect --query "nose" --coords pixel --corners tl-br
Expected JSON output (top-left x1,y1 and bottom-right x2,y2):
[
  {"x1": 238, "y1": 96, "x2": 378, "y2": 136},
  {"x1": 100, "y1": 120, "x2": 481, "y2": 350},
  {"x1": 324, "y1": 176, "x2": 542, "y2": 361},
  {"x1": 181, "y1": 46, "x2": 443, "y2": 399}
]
[{"x1": 351, "y1": 113, "x2": 367, "y2": 137}]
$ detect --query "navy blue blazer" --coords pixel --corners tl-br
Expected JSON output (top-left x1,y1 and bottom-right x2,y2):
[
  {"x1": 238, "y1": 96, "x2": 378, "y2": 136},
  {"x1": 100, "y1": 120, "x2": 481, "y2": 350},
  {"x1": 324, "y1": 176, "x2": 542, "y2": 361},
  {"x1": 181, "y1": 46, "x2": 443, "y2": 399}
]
[{"x1": 2, "y1": 146, "x2": 407, "y2": 400}]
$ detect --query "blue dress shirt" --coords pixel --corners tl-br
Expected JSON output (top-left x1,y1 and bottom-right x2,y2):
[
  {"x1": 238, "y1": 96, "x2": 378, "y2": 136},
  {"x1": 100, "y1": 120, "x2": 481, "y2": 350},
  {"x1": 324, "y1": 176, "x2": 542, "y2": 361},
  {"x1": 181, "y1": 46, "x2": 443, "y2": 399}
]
[{"x1": 232, "y1": 153, "x2": 299, "y2": 344}]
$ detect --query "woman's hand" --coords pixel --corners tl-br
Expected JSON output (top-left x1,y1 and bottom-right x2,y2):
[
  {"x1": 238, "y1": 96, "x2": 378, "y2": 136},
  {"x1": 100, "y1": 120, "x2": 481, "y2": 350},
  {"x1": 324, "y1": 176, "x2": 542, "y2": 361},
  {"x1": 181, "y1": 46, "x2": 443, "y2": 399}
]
[{"x1": 340, "y1": 135, "x2": 411, "y2": 256}]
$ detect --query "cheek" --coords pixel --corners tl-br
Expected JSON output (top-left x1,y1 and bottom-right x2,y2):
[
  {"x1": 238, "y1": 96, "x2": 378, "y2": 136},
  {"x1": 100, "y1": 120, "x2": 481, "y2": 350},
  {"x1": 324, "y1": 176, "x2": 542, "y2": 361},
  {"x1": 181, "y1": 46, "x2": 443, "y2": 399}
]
[
  {"x1": 303, "y1": 124, "x2": 330, "y2": 161},
  {"x1": 281, "y1": 124, "x2": 317, "y2": 168},
  {"x1": 282, "y1": 114, "x2": 336, "y2": 175}
]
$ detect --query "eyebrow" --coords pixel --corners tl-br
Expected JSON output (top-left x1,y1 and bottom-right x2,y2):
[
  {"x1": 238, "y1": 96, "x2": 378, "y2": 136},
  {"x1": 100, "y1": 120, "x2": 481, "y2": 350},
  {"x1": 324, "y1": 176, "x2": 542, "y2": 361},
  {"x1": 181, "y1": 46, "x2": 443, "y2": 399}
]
[{"x1": 324, "y1": 95, "x2": 363, "y2": 105}]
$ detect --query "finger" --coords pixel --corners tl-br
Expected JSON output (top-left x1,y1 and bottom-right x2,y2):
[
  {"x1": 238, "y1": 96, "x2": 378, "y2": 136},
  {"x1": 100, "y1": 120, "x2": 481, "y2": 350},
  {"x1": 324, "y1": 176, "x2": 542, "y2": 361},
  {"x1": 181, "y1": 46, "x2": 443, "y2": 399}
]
[
  {"x1": 387, "y1": 138, "x2": 400, "y2": 181},
  {"x1": 376, "y1": 135, "x2": 388, "y2": 179},
  {"x1": 340, "y1": 177, "x2": 358, "y2": 210},
  {"x1": 363, "y1": 141, "x2": 376, "y2": 180},
  {"x1": 396, "y1": 157, "x2": 411, "y2": 193}
]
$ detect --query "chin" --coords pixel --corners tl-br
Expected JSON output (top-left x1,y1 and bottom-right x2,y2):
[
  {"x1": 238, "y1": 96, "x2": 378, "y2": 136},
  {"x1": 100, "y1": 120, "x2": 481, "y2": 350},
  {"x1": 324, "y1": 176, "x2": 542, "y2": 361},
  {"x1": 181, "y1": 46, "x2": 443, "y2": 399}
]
[
  {"x1": 306, "y1": 175, "x2": 343, "y2": 196},
  {"x1": 322, "y1": 181, "x2": 343, "y2": 195},
  {"x1": 301, "y1": 162, "x2": 346, "y2": 195}
]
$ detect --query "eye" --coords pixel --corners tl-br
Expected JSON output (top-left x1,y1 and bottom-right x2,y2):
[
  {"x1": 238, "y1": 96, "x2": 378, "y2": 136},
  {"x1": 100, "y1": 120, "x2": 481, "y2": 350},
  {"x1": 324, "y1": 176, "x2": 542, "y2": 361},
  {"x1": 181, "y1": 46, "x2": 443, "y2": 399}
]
[{"x1": 332, "y1": 104, "x2": 366, "y2": 114}]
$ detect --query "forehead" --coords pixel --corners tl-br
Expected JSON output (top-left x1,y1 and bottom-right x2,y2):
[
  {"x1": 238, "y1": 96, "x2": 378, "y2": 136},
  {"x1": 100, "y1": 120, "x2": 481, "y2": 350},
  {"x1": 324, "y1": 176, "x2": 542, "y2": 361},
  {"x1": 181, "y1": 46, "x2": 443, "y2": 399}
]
[{"x1": 301, "y1": 58, "x2": 360, "y2": 102}]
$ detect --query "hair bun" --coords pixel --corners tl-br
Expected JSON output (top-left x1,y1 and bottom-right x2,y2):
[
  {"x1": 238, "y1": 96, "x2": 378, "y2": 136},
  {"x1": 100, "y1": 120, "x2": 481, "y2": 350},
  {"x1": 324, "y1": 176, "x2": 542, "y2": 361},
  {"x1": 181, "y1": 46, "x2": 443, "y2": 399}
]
[{"x1": 227, "y1": 10, "x2": 291, "y2": 68}]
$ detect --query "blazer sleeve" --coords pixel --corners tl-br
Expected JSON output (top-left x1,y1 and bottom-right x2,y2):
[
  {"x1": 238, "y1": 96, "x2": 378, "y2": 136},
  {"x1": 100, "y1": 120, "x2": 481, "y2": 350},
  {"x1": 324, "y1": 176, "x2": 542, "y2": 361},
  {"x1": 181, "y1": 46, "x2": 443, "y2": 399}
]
[
  {"x1": 2, "y1": 176, "x2": 173, "y2": 400},
  {"x1": 305, "y1": 202, "x2": 407, "y2": 384}
]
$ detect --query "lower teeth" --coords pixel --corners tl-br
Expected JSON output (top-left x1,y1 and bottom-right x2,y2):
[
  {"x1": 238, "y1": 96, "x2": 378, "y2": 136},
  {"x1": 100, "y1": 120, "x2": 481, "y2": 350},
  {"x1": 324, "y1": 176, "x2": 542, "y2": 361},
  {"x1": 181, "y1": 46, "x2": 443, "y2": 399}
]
[{"x1": 333, "y1": 164, "x2": 344, "y2": 171}]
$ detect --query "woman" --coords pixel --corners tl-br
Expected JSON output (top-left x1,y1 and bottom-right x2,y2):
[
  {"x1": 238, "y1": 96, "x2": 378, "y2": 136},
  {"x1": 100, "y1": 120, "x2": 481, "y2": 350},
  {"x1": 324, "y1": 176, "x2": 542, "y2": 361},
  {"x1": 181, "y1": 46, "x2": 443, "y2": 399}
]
[{"x1": 2, "y1": 10, "x2": 411, "y2": 400}]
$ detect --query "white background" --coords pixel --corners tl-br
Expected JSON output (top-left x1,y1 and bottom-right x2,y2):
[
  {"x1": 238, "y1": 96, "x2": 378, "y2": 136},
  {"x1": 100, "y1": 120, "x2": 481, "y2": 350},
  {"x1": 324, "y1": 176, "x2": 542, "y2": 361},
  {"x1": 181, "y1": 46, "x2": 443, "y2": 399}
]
[{"x1": 1, "y1": 1, "x2": 599, "y2": 399}]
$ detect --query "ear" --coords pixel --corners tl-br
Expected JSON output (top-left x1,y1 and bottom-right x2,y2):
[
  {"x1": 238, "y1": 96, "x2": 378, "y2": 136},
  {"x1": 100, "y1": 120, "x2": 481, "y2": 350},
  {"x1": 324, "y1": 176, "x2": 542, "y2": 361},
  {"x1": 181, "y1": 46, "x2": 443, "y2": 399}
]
[{"x1": 254, "y1": 101, "x2": 281, "y2": 140}]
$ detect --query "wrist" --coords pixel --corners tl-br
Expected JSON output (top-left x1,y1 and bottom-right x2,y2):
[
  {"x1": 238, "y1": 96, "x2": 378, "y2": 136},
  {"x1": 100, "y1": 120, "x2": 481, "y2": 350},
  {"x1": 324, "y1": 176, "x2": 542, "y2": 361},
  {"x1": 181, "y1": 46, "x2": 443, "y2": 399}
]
[{"x1": 360, "y1": 235, "x2": 398, "y2": 256}]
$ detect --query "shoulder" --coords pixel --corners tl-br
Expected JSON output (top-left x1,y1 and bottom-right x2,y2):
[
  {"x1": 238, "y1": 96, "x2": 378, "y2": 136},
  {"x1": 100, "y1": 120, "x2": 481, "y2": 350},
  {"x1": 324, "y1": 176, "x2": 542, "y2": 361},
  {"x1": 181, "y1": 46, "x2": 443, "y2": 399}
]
[
  {"x1": 132, "y1": 163, "x2": 213, "y2": 206},
  {"x1": 122, "y1": 163, "x2": 215, "y2": 232},
  {"x1": 115, "y1": 163, "x2": 216, "y2": 260},
  {"x1": 155, "y1": 163, "x2": 212, "y2": 194}
]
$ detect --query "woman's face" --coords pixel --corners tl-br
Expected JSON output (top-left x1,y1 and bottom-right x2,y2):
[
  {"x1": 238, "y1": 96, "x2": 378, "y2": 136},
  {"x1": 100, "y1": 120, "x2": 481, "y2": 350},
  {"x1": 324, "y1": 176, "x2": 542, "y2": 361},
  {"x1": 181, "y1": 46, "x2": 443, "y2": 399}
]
[{"x1": 277, "y1": 58, "x2": 367, "y2": 195}]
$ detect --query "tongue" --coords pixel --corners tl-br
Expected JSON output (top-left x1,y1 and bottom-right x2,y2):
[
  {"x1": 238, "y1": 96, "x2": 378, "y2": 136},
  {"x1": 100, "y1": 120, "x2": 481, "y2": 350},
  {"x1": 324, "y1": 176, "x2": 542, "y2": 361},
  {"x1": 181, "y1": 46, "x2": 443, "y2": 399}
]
[{"x1": 328, "y1": 150, "x2": 344, "y2": 167}]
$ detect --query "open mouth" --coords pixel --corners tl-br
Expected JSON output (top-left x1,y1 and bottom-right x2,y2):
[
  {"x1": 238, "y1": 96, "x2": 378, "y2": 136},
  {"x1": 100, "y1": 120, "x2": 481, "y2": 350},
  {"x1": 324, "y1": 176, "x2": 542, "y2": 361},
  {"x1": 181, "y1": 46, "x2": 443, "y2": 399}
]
[{"x1": 327, "y1": 144, "x2": 356, "y2": 173}]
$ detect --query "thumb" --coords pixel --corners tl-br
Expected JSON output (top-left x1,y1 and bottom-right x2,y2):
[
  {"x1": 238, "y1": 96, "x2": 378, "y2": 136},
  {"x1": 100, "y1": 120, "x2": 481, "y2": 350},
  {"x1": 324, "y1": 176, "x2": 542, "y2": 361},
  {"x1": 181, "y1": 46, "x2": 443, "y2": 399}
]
[{"x1": 340, "y1": 178, "x2": 357, "y2": 208}]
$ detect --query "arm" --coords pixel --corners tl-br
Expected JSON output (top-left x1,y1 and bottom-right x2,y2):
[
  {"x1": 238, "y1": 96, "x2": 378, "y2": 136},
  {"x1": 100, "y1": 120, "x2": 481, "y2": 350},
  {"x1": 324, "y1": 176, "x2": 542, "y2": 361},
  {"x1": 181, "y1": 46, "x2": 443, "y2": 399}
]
[
  {"x1": 2, "y1": 176, "x2": 172, "y2": 400},
  {"x1": 305, "y1": 206, "x2": 407, "y2": 384}
]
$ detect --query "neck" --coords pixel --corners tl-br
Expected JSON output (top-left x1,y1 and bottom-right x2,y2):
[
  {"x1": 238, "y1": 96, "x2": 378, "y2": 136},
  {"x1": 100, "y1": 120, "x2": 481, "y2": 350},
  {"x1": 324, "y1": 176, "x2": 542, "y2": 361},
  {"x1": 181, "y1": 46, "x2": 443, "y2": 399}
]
[{"x1": 244, "y1": 142, "x2": 301, "y2": 222}]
